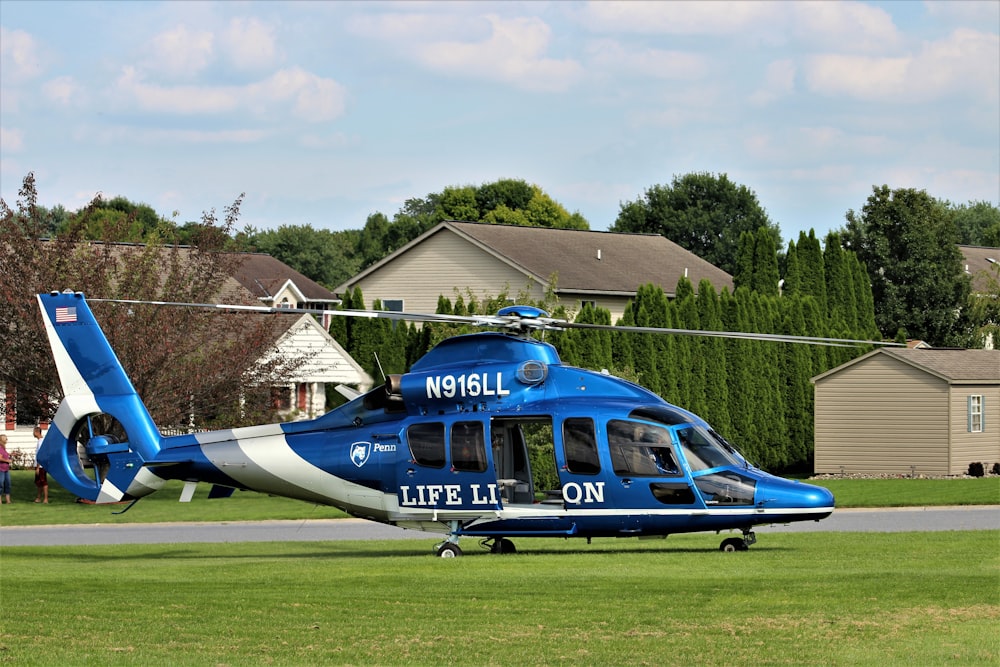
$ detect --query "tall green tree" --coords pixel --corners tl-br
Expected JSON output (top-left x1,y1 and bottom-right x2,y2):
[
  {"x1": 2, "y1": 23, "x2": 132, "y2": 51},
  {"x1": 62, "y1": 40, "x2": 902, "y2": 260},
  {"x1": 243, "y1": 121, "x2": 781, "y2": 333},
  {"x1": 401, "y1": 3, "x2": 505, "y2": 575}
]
[
  {"x1": 843, "y1": 186, "x2": 970, "y2": 346},
  {"x1": 1, "y1": 173, "x2": 295, "y2": 429},
  {"x1": 245, "y1": 224, "x2": 361, "y2": 289},
  {"x1": 952, "y1": 200, "x2": 1000, "y2": 247},
  {"x1": 611, "y1": 172, "x2": 780, "y2": 275}
]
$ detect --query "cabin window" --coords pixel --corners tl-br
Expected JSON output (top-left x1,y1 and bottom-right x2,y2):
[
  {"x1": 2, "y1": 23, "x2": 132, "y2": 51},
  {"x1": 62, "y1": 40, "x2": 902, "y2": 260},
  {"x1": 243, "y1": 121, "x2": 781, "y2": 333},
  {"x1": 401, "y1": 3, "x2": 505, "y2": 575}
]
[
  {"x1": 968, "y1": 395, "x2": 984, "y2": 433},
  {"x1": 407, "y1": 422, "x2": 446, "y2": 468},
  {"x1": 451, "y1": 421, "x2": 486, "y2": 472},
  {"x1": 562, "y1": 418, "x2": 600, "y2": 474},
  {"x1": 607, "y1": 419, "x2": 681, "y2": 477}
]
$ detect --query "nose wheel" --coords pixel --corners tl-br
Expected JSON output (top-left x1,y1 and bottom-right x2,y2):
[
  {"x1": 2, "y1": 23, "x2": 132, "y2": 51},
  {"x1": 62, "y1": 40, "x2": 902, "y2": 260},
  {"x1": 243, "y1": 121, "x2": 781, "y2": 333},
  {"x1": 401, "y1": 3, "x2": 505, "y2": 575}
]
[
  {"x1": 720, "y1": 530, "x2": 756, "y2": 552},
  {"x1": 436, "y1": 542, "x2": 463, "y2": 558}
]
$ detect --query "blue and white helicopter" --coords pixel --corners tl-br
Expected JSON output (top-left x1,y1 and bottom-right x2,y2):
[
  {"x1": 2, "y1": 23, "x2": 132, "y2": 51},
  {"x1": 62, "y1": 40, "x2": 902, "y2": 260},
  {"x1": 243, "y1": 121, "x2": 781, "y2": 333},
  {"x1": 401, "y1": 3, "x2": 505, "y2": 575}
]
[{"x1": 35, "y1": 290, "x2": 888, "y2": 556}]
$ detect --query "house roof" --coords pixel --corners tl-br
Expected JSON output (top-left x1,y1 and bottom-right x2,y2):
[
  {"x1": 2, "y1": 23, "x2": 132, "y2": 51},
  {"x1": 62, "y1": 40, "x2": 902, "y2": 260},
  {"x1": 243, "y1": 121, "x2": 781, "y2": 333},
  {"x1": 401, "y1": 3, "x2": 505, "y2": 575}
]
[
  {"x1": 813, "y1": 347, "x2": 1000, "y2": 385},
  {"x1": 959, "y1": 245, "x2": 1000, "y2": 294},
  {"x1": 230, "y1": 253, "x2": 339, "y2": 303},
  {"x1": 339, "y1": 221, "x2": 733, "y2": 297}
]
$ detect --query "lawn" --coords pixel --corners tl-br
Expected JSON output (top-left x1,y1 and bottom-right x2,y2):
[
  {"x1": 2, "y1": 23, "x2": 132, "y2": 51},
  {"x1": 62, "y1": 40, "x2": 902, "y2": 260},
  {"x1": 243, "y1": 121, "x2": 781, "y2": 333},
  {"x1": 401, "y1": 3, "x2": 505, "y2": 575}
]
[{"x1": 1, "y1": 532, "x2": 998, "y2": 665}]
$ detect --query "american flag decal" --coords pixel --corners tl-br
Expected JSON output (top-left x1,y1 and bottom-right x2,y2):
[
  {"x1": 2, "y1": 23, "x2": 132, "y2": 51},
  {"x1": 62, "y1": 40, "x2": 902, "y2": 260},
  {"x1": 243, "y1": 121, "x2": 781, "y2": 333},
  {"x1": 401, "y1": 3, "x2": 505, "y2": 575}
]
[{"x1": 55, "y1": 306, "x2": 78, "y2": 323}]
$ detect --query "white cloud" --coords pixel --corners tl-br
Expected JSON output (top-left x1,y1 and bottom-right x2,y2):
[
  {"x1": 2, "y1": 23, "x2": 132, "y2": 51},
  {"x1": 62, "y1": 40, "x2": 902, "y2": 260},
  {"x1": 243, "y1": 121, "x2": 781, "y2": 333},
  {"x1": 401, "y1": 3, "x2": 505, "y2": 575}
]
[
  {"x1": 749, "y1": 59, "x2": 796, "y2": 105},
  {"x1": 804, "y1": 27, "x2": 999, "y2": 102},
  {"x1": 221, "y1": 17, "x2": 280, "y2": 72},
  {"x1": 147, "y1": 24, "x2": 215, "y2": 79},
  {"x1": 923, "y1": 0, "x2": 1000, "y2": 26},
  {"x1": 250, "y1": 67, "x2": 348, "y2": 122},
  {"x1": 417, "y1": 14, "x2": 583, "y2": 92},
  {"x1": 580, "y1": 0, "x2": 783, "y2": 36},
  {"x1": 42, "y1": 76, "x2": 83, "y2": 106},
  {"x1": 0, "y1": 126, "x2": 25, "y2": 152},
  {"x1": 114, "y1": 65, "x2": 239, "y2": 114},
  {"x1": 744, "y1": 126, "x2": 893, "y2": 164},
  {"x1": 790, "y1": 1, "x2": 901, "y2": 53},
  {"x1": 112, "y1": 65, "x2": 347, "y2": 122},
  {"x1": 0, "y1": 27, "x2": 45, "y2": 83},
  {"x1": 586, "y1": 40, "x2": 709, "y2": 81}
]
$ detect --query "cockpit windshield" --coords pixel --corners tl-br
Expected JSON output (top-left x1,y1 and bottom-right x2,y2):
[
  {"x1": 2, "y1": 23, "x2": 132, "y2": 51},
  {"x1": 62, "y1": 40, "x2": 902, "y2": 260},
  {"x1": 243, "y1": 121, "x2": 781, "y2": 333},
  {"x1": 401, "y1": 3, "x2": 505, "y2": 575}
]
[{"x1": 673, "y1": 424, "x2": 743, "y2": 472}]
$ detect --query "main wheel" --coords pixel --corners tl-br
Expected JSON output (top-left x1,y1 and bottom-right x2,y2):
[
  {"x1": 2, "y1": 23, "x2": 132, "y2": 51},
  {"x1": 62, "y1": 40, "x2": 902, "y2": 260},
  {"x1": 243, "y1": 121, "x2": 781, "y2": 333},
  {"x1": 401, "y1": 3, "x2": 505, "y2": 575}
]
[
  {"x1": 720, "y1": 537, "x2": 748, "y2": 552},
  {"x1": 437, "y1": 543, "x2": 463, "y2": 558},
  {"x1": 490, "y1": 538, "x2": 517, "y2": 554}
]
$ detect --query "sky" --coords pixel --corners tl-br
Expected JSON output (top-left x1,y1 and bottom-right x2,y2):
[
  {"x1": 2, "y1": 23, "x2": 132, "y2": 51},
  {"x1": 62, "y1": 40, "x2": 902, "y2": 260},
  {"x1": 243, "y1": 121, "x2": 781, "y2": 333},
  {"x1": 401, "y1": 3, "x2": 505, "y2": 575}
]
[{"x1": 1, "y1": 0, "x2": 998, "y2": 245}]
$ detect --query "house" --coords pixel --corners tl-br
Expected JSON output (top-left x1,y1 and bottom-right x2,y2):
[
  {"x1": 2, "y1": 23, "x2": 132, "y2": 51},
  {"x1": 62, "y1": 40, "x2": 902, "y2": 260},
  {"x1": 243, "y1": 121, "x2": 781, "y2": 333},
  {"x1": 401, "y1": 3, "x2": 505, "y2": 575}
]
[
  {"x1": 812, "y1": 348, "x2": 1000, "y2": 476},
  {"x1": 2, "y1": 248, "x2": 372, "y2": 461},
  {"x1": 334, "y1": 221, "x2": 734, "y2": 323},
  {"x1": 959, "y1": 244, "x2": 999, "y2": 295}
]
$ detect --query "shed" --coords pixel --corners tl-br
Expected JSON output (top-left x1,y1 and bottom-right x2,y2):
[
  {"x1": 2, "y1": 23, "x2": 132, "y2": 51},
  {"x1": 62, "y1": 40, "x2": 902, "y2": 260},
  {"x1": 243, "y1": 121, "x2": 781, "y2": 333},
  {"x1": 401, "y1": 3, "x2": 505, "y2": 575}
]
[{"x1": 812, "y1": 348, "x2": 1000, "y2": 476}]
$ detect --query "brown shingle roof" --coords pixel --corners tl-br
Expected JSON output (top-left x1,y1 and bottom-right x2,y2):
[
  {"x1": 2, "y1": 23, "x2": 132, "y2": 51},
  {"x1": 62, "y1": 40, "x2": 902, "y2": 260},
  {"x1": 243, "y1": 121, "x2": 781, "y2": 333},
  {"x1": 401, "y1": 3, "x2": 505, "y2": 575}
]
[
  {"x1": 959, "y1": 245, "x2": 1000, "y2": 294},
  {"x1": 230, "y1": 253, "x2": 338, "y2": 303},
  {"x1": 447, "y1": 221, "x2": 734, "y2": 296},
  {"x1": 883, "y1": 348, "x2": 1000, "y2": 383}
]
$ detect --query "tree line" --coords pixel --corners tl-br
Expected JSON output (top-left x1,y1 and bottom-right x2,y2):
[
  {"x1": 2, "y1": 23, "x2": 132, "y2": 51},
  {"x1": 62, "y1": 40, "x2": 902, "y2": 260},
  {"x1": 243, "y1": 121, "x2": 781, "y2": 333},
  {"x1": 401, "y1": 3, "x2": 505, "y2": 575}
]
[{"x1": 2, "y1": 171, "x2": 997, "y2": 471}]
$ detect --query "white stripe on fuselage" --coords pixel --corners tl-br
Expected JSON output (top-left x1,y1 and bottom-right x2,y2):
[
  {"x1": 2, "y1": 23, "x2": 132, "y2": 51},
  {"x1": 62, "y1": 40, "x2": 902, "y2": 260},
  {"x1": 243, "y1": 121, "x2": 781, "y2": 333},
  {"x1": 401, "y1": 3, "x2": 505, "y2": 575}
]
[{"x1": 197, "y1": 430, "x2": 382, "y2": 512}]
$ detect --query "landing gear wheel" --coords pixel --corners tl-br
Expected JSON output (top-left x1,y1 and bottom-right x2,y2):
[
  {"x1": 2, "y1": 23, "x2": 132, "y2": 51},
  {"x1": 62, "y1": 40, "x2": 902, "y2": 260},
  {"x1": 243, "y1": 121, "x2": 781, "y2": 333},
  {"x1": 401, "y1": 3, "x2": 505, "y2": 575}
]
[
  {"x1": 437, "y1": 543, "x2": 463, "y2": 558},
  {"x1": 490, "y1": 538, "x2": 517, "y2": 554},
  {"x1": 720, "y1": 537, "x2": 748, "y2": 552}
]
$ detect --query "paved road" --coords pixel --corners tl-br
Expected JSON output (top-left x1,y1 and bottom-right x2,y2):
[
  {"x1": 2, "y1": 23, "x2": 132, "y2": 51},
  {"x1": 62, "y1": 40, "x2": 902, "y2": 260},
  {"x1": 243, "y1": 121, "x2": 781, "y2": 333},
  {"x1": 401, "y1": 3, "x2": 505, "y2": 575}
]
[{"x1": 2, "y1": 506, "x2": 998, "y2": 547}]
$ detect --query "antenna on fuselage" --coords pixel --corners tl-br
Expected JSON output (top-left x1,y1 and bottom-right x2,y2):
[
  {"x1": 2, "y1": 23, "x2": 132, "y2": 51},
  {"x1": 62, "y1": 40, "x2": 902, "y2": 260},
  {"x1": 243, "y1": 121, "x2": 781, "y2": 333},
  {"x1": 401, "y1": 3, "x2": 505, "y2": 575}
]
[{"x1": 373, "y1": 351, "x2": 387, "y2": 383}]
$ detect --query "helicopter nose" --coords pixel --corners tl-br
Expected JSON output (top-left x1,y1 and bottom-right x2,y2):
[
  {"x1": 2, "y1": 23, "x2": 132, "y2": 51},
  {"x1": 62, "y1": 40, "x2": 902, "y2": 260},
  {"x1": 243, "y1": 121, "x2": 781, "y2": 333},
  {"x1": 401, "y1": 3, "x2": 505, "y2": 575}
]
[{"x1": 756, "y1": 476, "x2": 835, "y2": 509}]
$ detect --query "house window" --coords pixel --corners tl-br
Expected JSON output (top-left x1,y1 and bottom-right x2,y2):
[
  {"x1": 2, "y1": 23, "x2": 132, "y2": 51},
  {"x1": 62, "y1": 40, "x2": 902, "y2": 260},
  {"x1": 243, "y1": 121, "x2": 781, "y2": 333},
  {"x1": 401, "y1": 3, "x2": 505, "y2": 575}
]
[
  {"x1": 968, "y1": 395, "x2": 984, "y2": 433},
  {"x1": 580, "y1": 300, "x2": 596, "y2": 310},
  {"x1": 270, "y1": 386, "x2": 291, "y2": 411},
  {"x1": 382, "y1": 299, "x2": 403, "y2": 312}
]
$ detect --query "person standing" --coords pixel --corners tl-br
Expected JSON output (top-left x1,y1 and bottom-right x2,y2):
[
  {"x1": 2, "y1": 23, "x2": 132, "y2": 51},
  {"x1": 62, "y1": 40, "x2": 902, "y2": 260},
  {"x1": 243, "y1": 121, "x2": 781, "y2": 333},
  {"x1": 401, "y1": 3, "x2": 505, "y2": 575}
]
[
  {"x1": 33, "y1": 426, "x2": 48, "y2": 503},
  {"x1": 0, "y1": 434, "x2": 12, "y2": 504}
]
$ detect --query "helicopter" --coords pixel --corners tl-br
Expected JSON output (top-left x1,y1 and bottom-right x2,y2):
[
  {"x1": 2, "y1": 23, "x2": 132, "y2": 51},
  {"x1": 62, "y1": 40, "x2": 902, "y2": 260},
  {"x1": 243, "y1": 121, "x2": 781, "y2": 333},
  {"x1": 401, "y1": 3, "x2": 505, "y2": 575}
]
[{"x1": 35, "y1": 290, "x2": 896, "y2": 556}]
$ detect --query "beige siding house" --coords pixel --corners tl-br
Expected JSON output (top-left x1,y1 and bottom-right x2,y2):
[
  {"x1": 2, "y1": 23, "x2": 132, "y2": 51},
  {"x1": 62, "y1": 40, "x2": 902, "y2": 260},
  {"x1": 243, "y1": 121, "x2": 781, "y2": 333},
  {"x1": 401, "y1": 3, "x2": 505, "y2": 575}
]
[
  {"x1": 334, "y1": 221, "x2": 734, "y2": 323},
  {"x1": 812, "y1": 348, "x2": 1000, "y2": 476}
]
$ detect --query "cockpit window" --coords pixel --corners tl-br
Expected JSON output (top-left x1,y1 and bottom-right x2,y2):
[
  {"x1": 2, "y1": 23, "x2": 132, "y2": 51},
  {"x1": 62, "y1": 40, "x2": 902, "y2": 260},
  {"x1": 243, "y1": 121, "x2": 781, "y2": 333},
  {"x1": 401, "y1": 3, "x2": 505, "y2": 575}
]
[
  {"x1": 607, "y1": 420, "x2": 681, "y2": 477},
  {"x1": 674, "y1": 425, "x2": 742, "y2": 472}
]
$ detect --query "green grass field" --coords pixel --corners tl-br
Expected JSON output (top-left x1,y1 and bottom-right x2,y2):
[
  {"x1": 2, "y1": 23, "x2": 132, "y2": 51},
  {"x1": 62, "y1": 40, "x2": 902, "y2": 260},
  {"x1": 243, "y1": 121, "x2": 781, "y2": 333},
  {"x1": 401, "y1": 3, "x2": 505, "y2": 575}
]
[{"x1": 1, "y1": 532, "x2": 998, "y2": 665}]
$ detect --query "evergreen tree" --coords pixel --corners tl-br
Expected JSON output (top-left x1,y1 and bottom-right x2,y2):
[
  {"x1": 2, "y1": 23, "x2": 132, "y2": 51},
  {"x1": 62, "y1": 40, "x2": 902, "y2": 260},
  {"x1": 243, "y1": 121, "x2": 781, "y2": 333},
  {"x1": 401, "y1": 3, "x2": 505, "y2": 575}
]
[
  {"x1": 783, "y1": 239, "x2": 802, "y2": 295},
  {"x1": 696, "y1": 280, "x2": 731, "y2": 435},
  {"x1": 571, "y1": 303, "x2": 614, "y2": 371},
  {"x1": 751, "y1": 227, "x2": 781, "y2": 296}
]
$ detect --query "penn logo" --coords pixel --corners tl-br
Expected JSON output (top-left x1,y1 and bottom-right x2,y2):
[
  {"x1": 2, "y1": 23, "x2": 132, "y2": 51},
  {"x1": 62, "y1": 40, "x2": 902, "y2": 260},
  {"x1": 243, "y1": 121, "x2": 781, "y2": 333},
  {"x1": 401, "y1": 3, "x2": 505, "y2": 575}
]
[{"x1": 350, "y1": 442, "x2": 372, "y2": 468}]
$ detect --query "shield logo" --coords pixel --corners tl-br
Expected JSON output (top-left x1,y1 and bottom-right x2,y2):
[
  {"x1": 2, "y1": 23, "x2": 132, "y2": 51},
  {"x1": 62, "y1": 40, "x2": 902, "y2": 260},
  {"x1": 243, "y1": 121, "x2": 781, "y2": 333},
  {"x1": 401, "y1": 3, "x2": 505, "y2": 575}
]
[{"x1": 350, "y1": 441, "x2": 372, "y2": 468}]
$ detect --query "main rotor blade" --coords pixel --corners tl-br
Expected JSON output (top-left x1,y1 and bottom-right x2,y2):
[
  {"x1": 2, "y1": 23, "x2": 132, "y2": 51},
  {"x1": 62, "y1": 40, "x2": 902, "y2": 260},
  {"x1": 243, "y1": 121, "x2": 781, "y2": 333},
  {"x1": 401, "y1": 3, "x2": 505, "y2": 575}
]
[
  {"x1": 87, "y1": 298, "x2": 510, "y2": 327},
  {"x1": 558, "y1": 321, "x2": 903, "y2": 347},
  {"x1": 89, "y1": 298, "x2": 902, "y2": 347}
]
